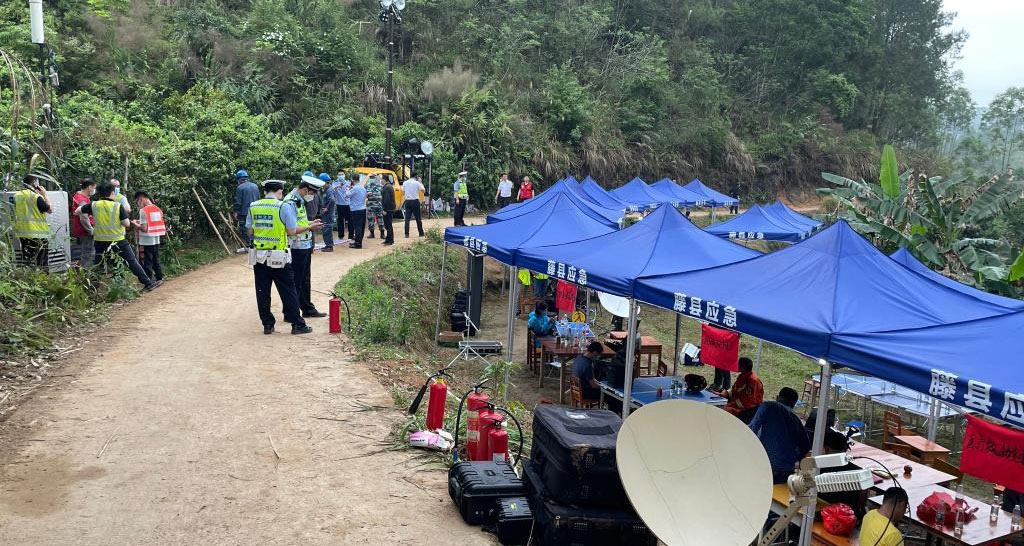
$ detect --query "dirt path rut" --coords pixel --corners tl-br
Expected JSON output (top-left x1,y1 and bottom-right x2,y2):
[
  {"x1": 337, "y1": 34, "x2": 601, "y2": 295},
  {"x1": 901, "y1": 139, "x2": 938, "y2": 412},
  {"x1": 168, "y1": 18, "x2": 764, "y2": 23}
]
[{"x1": 0, "y1": 219, "x2": 495, "y2": 546}]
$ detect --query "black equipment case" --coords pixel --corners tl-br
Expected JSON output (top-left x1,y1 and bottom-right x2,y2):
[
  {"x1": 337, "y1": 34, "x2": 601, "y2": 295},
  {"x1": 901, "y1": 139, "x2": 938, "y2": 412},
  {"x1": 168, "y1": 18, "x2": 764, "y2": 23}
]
[
  {"x1": 529, "y1": 405, "x2": 628, "y2": 507},
  {"x1": 494, "y1": 497, "x2": 533, "y2": 546},
  {"x1": 523, "y1": 459, "x2": 654, "y2": 546},
  {"x1": 448, "y1": 461, "x2": 525, "y2": 525}
]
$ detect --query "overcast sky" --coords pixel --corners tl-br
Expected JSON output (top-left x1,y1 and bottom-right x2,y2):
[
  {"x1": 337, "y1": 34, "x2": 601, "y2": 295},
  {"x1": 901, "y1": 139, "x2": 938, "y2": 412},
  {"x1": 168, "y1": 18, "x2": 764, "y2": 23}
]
[{"x1": 944, "y1": 0, "x2": 1024, "y2": 107}]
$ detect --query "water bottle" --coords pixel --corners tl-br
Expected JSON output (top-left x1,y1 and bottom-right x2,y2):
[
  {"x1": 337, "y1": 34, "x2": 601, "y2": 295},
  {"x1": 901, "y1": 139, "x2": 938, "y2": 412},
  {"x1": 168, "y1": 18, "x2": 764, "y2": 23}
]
[
  {"x1": 936, "y1": 503, "x2": 946, "y2": 528},
  {"x1": 1012, "y1": 504, "x2": 1021, "y2": 532},
  {"x1": 990, "y1": 494, "x2": 1000, "y2": 524},
  {"x1": 954, "y1": 504, "x2": 964, "y2": 538}
]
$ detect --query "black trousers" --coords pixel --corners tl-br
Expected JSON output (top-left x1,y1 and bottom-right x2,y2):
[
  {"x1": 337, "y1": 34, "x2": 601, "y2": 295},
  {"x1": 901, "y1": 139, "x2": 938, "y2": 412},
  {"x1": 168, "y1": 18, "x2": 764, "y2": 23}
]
[
  {"x1": 498, "y1": 196, "x2": 510, "y2": 209},
  {"x1": 336, "y1": 205, "x2": 351, "y2": 240},
  {"x1": 18, "y1": 238, "x2": 49, "y2": 269},
  {"x1": 729, "y1": 205, "x2": 739, "y2": 214},
  {"x1": 254, "y1": 262, "x2": 305, "y2": 328},
  {"x1": 95, "y1": 239, "x2": 152, "y2": 287},
  {"x1": 350, "y1": 209, "x2": 366, "y2": 246},
  {"x1": 290, "y1": 247, "x2": 317, "y2": 314},
  {"x1": 383, "y1": 210, "x2": 394, "y2": 243},
  {"x1": 453, "y1": 200, "x2": 466, "y2": 226},
  {"x1": 141, "y1": 244, "x2": 164, "y2": 281},
  {"x1": 404, "y1": 200, "x2": 424, "y2": 236}
]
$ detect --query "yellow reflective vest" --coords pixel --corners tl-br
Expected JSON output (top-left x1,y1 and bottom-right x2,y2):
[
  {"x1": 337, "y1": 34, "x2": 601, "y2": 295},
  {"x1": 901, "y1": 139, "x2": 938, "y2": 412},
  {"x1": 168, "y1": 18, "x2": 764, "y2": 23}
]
[
  {"x1": 14, "y1": 189, "x2": 49, "y2": 239},
  {"x1": 93, "y1": 199, "x2": 126, "y2": 242}
]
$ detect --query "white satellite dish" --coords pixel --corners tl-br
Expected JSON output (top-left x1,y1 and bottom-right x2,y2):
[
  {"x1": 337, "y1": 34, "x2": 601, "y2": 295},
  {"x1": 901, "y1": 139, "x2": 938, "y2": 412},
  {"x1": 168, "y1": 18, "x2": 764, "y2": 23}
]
[
  {"x1": 420, "y1": 140, "x2": 434, "y2": 155},
  {"x1": 394, "y1": 0, "x2": 406, "y2": 10},
  {"x1": 597, "y1": 291, "x2": 633, "y2": 318},
  {"x1": 617, "y1": 399, "x2": 773, "y2": 546}
]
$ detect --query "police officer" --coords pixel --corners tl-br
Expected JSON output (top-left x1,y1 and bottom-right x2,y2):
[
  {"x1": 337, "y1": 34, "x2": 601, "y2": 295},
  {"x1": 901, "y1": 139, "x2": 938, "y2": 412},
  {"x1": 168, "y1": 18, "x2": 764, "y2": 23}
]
[
  {"x1": 285, "y1": 176, "x2": 326, "y2": 319},
  {"x1": 13, "y1": 174, "x2": 52, "y2": 268},
  {"x1": 453, "y1": 170, "x2": 469, "y2": 226},
  {"x1": 246, "y1": 180, "x2": 315, "y2": 335}
]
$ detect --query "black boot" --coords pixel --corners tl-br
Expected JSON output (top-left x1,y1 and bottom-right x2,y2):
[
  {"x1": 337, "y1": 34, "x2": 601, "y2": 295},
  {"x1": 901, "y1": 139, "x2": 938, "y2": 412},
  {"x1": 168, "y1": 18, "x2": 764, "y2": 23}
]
[{"x1": 368, "y1": 230, "x2": 375, "y2": 239}]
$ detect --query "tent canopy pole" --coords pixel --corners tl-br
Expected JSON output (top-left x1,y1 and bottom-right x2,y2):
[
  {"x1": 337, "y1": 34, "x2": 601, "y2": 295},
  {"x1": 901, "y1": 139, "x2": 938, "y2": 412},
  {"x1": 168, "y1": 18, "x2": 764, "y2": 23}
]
[
  {"x1": 622, "y1": 300, "x2": 639, "y2": 418},
  {"x1": 504, "y1": 266, "x2": 518, "y2": 401},
  {"x1": 798, "y1": 359, "x2": 833, "y2": 546},
  {"x1": 433, "y1": 242, "x2": 448, "y2": 343}
]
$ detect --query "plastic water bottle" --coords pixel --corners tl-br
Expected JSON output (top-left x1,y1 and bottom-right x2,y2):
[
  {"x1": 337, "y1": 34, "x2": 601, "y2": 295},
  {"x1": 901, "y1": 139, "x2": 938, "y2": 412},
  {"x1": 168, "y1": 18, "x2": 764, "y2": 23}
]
[
  {"x1": 1012, "y1": 504, "x2": 1021, "y2": 532},
  {"x1": 990, "y1": 494, "x2": 1001, "y2": 524},
  {"x1": 936, "y1": 503, "x2": 946, "y2": 528}
]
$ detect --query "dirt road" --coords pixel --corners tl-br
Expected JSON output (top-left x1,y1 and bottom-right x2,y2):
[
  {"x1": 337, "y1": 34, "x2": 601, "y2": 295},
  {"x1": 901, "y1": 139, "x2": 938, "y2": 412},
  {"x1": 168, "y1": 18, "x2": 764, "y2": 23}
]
[{"x1": 0, "y1": 218, "x2": 495, "y2": 545}]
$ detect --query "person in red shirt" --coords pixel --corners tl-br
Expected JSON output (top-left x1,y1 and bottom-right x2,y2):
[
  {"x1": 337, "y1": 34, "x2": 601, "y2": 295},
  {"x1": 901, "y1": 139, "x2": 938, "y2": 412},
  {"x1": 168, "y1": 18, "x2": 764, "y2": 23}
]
[
  {"x1": 517, "y1": 176, "x2": 534, "y2": 201},
  {"x1": 70, "y1": 178, "x2": 97, "y2": 267},
  {"x1": 717, "y1": 357, "x2": 763, "y2": 423}
]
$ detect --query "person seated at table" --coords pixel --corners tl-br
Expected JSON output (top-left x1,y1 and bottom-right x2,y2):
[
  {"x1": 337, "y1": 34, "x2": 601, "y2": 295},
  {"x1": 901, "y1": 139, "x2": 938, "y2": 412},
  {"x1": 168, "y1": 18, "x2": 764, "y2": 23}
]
[
  {"x1": 860, "y1": 486, "x2": 909, "y2": 546},
  {"x1": 715, "y1": 357, "x2": 763, "y2": 423},
  {"x1": 528, "y1": 302, "x2": 555, "y2": 348},
  {"x1": 748, "y1": 387, "x2": 811, "y2": 484},
  {"x1": 571, "y1": 341, "x2": 604, "y2": 402}
]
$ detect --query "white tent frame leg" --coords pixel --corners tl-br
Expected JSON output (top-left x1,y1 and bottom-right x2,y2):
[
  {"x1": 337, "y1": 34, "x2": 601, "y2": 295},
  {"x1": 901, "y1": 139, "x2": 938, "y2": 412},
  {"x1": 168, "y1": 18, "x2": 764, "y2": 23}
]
[
  {"x1": 433, "y1": 242, "x2": 448, "y2": 343},
  {"x1": 504, "y1": 266, "x2": 518, "y2": 402},
  {"x1": 797, "y1": 360, "x2": 834, "y2": 546},
  {"x1": 621, "y1": 299, "x2": 639, "y2": 418}
]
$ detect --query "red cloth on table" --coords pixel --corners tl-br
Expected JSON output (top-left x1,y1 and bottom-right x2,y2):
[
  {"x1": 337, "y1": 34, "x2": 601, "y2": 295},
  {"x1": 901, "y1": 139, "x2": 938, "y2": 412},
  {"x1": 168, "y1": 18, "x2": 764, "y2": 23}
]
[
  {"x1": 961, "y1": 414, "x2": 1024, "y2": 491},
  {"x1": 701, "y1": 323, "x2": 739, "y2": 372},
  {"x1": 554, "y1": 281, "x2": 577, "y2": 313}
]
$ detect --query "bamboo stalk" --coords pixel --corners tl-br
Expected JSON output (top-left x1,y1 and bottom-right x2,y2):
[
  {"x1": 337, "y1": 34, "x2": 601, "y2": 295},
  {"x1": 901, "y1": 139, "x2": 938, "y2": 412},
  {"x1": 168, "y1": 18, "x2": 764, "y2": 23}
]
[{"x1": 191, "y1": 186, "x2": 232, "y2": 256}]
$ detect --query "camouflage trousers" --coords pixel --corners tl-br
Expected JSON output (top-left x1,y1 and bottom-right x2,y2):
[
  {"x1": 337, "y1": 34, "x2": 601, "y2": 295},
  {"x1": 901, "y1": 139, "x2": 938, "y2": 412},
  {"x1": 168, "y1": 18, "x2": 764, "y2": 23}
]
[{"x1": 366, "y1": 204, "x2": 384, "y2": 229}]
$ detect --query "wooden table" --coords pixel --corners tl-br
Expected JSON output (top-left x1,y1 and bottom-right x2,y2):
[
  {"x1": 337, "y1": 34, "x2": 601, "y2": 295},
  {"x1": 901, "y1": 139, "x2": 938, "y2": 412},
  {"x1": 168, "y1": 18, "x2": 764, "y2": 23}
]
[
  {"x1": 895, "y1": 435, "x2": 951, "y2": 464},
  {"x1": 606, "y1": 332, "x2": 663, "y2": 375},
  {"x1": 770, "y1": 484, "x2": 860, "y2": 546},
  {"x1": 848, "y1": 441, "x2": 957, "y2": 491},
  {"x1": 539, "y1": 337, "x2": 613, "y2": 403},
  {"x1": 868, "y1": 485, "x2": 1024, "y2": 546}
]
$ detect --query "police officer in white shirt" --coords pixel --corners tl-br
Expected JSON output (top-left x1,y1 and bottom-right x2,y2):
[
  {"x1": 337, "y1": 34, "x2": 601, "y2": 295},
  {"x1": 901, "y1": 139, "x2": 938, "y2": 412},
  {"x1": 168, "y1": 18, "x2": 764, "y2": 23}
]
[{"x1": 402, "y1": 174, "x2": 425, "y2": 238}]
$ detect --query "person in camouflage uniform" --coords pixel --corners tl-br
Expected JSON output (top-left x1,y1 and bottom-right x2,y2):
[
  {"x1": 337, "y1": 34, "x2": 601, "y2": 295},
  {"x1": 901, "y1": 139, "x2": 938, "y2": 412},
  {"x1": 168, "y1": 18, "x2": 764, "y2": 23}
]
[{"x1": 365, "y1": 174, "x2": 385, "y2": 239}]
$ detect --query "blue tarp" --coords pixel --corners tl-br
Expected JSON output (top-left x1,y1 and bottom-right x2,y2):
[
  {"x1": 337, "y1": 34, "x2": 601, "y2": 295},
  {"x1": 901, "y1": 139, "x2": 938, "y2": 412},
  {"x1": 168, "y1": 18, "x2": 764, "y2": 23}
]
[
  {"x1": 764, "y1": 200, "x2": 822, "y2": 232},
  {"x1": 890, "y1": 247, "x2": 1024, "y2": 309},
  {"x1": 515, "y1": 204, "x2": 761, "y2": 297},
  {"x1": 487, "y1": 179, "x2": 623, "y2": 228},
  {"x1": 649, "y1": 178, "x2": 709, "y2": 207},
  {"x1": 579, "y1": 177, "x2": 630, "y2": 209},
  {"x1": 704, "y1": 204, "x2": 812, "y2": 243},
  {"x1": 634, "y1": 220, "x2": 1019, "y2": 364},
  {"x1": 829, "y1": 310, "x2": 1024, "y2": 425},
  {"x1": 683, "y1": 179, "x2": 739, "y2": 207},
  {"x1": 446, "y1": 192, "x2": 617, "y2": 264},
  {"x1": 609, "y1": 177, "x2": 678, "y2": 210}
]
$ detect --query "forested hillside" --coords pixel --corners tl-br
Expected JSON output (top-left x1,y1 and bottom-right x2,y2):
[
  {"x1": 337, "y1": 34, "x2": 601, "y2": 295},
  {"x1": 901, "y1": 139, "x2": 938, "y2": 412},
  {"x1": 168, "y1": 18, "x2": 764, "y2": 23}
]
[{"x1": 1, "y1": 0, "x2": 1015, "y2": 219}]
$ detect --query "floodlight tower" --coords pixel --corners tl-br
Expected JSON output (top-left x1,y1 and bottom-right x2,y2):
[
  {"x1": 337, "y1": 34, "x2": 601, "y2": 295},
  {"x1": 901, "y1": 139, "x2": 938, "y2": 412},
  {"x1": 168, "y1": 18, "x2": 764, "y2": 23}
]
[{"x1": 378, "y1": 0, "x2": 406, "y2": 165}]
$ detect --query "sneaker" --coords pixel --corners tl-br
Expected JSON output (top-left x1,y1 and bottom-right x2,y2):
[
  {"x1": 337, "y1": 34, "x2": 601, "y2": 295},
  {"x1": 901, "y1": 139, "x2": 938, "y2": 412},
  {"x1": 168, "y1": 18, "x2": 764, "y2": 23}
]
[
  {"x1": 321, "y1": 247, "x2": 334, "y2": 253},
  {"x1": 144, "y1": 279, "x2": 164, "y2": 291},
  {"x1": 291, "y1": 325, "x2": 313, "y2": 335},
  {"x1": 303, "y1": 310, "x2": 327, "y2": 318},
  {"x1": 263, "y1": 325, "x2": 275, "y2": 335}
]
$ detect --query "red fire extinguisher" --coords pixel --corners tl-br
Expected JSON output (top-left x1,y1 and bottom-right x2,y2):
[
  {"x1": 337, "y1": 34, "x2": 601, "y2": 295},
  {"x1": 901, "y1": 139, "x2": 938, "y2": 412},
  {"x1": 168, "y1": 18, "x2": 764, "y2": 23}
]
[
  {"x1": 328, "y1": 293, "x2": 348, "y2": 334},
  {"x1": 474, "y1": 407, "x2": 503, "y2": 461},
  {"x1": 485, "y1": 415, "x2": 509, "y2": 463},
  {"x1": 466, "y1": 385, "x2": 491, "y2": 462},
  {"x1": 474, "y1": 404, "x2": 524, "y2": 464},
  {"x1": 407, "y1": 368, "x2": 453, "y2": 431}
]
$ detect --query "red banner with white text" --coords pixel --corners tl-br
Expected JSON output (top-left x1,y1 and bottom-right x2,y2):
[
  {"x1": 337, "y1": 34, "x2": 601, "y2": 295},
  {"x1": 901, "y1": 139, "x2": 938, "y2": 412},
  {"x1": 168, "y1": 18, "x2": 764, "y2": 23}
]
[
  {"x1": 700, "y1": 323, "x2": 740, "y2": 372},
  {"x1": 960, "y1": 414, "x2": 1024, "y2": 491}
]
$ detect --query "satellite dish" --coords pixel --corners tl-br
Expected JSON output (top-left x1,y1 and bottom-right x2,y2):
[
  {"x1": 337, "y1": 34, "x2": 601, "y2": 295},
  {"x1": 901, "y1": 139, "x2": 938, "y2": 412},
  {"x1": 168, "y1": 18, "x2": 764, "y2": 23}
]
[
  {"x1": 420, "y1": 140, "x2": 434, "y2": 155},
  {"x1": 597, "y1": 291, "x2": 632, "y2": 318},
  {"x1": 617, "y1": 399, "x2": 773, "y2": 546},
  {"x1": 394, "y1": 0, "x2": 406, "y2": 10}
]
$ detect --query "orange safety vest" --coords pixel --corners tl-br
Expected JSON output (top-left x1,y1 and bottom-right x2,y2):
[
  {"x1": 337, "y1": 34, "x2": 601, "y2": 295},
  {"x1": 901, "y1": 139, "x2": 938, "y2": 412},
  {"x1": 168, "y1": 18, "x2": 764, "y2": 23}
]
[{"x1": 142, "y1": 204, "x2": 166, "y2": 236}]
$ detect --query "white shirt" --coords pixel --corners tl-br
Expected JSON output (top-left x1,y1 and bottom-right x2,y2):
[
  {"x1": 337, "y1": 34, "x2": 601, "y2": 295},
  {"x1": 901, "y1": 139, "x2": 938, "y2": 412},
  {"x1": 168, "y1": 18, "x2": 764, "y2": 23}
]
[
  {"x1": 402, "y1": 178, "x2": 424, "y2": 202},
  {"x1": 137, "y1": 208, "x2": 160, "y2": 246},
  {"x1": 497, "y1": 179, "x2": 513, "y2": 197}
]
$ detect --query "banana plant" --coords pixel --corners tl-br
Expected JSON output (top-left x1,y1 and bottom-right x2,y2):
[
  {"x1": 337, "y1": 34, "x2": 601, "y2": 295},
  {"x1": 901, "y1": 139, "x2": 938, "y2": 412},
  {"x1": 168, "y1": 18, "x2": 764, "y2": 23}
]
[{"x1": 819, "y1": 147, "x2": 1024, "y2": 295}]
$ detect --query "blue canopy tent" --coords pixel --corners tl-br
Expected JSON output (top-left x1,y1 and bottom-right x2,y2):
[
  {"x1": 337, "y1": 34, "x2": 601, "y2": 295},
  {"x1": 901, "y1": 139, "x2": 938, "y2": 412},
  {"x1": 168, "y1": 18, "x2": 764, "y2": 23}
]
[
  {"x1": 764, "y1": 200, "x2": 822, "y2": 232},
  {"x1": 649, "y1": 178, "x2": 708, "y2": 207},
  {"x1": 704, "y1": 204, "x2": 812, "y2": 243},
  {"x1": 683, "y1": 179, "x2": 739, "y2": 207},
  {"x1": 890, "y1": 247, "x2": 1024, "y2": 309},
  {"x1": 580, "y1": 177, "x2": 630, "y2": 209},
  {"x1": 609, "y1": 177, "x2": 678, "y2": 211},
  {"x1": 487, "y1": 179, "x2": 623, "y2": 228},
  {"x1": 516, "y1": 204, "x2": 761, "y2": 298}
]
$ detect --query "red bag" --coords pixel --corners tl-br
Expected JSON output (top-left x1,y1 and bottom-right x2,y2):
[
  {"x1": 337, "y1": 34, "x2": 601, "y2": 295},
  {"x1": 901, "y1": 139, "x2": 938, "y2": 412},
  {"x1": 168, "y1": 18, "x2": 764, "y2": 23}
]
[
  {"x1": 821, "y1": 503, "x2": 856, "y2": 536},
  {"x1": 916, "y1": 492, "x2": 976, "y2": 528}
]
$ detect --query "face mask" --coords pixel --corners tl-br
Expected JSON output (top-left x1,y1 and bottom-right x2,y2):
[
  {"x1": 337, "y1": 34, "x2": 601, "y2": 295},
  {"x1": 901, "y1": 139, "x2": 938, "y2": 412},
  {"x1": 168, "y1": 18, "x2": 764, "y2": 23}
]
[
  {"x1": 114, "y1": 188, "x2": 121, "y2": 195},
  {"x1": 89, "y1": 189, "x2": 96, "y2": 196},
  {"x1": 303, "y1": 193, "x2": 314, "y2": 202}
]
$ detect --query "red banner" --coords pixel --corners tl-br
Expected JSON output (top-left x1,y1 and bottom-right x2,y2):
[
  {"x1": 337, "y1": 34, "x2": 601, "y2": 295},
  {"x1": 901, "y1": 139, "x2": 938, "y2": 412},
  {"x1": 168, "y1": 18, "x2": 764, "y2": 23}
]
[
  {"x1": 961, "y1": 414, "x2": 1024, "y2": 491},
  {"x1": 555, "y1": 281, "x2": 578, "y2": 313},
  {"x1": 700, "y1": 324, "x2": 739, "y2": 372}
]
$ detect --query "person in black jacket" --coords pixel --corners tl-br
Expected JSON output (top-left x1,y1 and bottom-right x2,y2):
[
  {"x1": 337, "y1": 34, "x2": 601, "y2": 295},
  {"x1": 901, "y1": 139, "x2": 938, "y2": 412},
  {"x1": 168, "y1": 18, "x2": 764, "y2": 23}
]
[{"x1": 381, "y1": 177, "x2": 396, "y2": 246}]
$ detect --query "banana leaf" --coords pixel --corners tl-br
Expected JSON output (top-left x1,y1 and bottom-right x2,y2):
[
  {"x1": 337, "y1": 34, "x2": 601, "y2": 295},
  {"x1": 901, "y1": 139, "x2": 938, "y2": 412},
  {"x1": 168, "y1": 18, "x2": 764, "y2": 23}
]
[
  {"x1": 1010, "y1": 250, "x2": 1024, "y2": 282},
  {"x1": 880, "y1": 145, "x2": 900, "y2": 199},
  {"x1": 962, "y1": 178, "x2": 1024, "y2": 224}
]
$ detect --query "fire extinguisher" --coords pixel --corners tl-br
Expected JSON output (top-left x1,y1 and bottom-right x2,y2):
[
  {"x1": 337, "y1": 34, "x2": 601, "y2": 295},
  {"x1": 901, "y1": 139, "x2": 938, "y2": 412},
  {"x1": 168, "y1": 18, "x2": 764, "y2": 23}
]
[
  {"x1": 407, "y1": 367, "x2": 453, "y2": 431},
  {"x1": 477, "y1": 403, "x2": 524, "y2": 465},
  {"x1": 328, "y1": 292, "x2": 349, "y2": 334},
  {"x1": 452, "y1": 378, "x2": 492, "y2": 463}
]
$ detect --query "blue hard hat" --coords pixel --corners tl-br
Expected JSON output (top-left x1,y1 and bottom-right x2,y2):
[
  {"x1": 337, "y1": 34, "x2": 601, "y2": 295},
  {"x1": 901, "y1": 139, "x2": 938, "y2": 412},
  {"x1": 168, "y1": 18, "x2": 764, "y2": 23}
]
[
  {"x1": 235, "y1": 170, "x2": 249, "y2": 179},
  {"x1": 303, "y1": 171, "x2": 314, "y2": 177},
  {"x1": 318, "y1": 172, "x2": 331, "y2": 182}
]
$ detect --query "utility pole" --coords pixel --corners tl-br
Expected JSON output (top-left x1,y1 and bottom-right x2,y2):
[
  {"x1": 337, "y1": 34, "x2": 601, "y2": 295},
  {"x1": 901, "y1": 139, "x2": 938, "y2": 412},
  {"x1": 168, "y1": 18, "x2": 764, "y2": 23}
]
[{"x1": 378, "y1": 0, "x2": 405, "y2": 166}]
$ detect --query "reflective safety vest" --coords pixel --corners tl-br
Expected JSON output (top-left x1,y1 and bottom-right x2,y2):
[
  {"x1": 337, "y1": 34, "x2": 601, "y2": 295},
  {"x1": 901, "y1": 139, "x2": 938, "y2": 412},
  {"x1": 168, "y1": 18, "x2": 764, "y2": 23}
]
[
  {"x1": 518, "y1": 269, "x2": 532, "y2": 286},
  {"x1": 14, "y1": 189, "x2": 49, "y2": 239},
  {"x1": 454, "y1": 180, "x2": 468, "y2": 199},
  {"x1": 141, "y1": 204, "x2": 166, "y2": 236},
  {"x1": 249, "y1": 198, "x2": 288, "y2": 250},
  {"x1": 533, "y1": 271, "x2": 549, "y2": 281},
  {"x1": 93, "y1": 199, "x2": 126, "y2": 242},
  {"x1": 285, "y1": 192, "x2": 311, "y2": 245}
]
